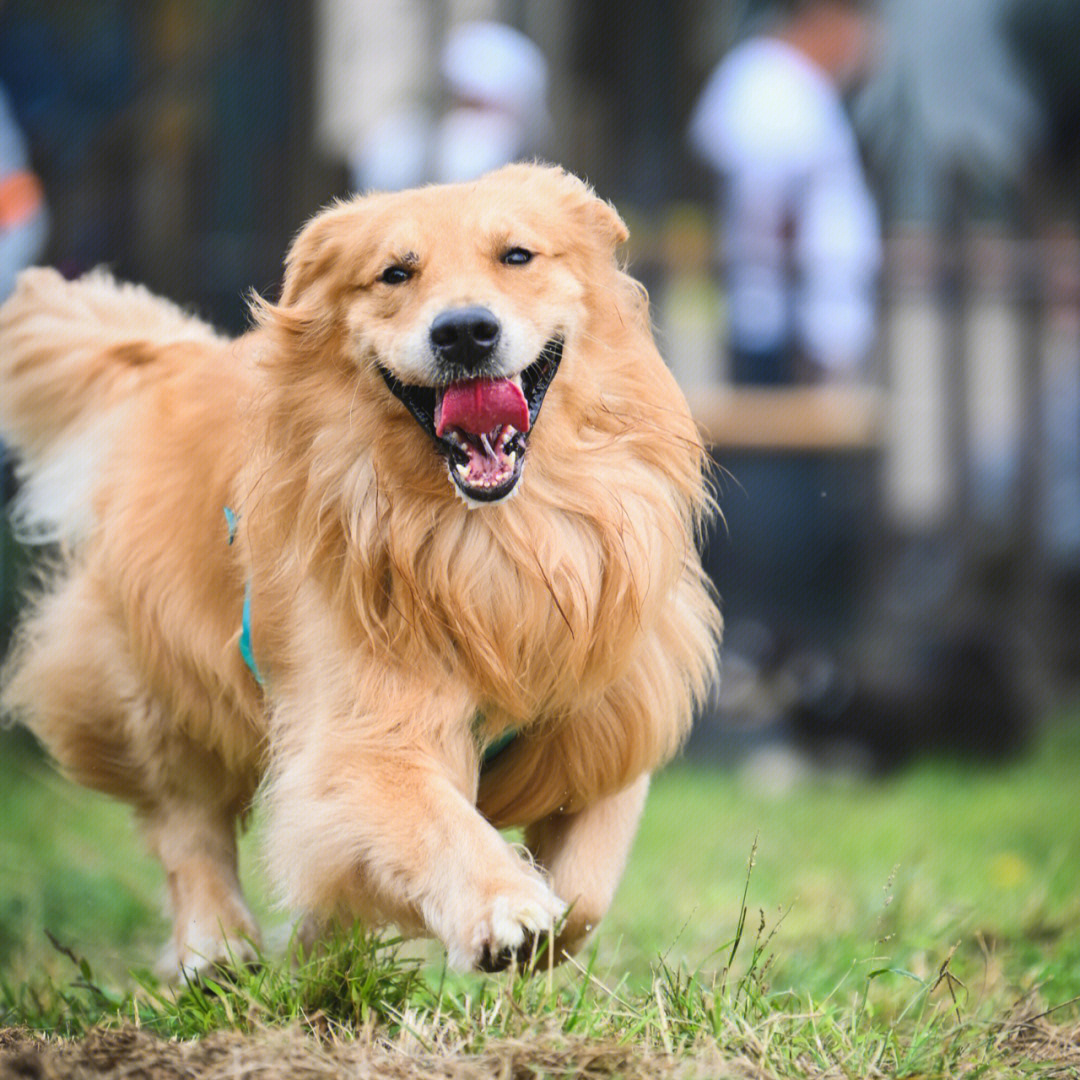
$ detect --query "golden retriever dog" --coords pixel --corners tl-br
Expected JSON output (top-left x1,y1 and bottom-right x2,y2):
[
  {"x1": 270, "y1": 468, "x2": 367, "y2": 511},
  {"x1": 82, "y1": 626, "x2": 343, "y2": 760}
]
[{"x1": 0, "y1": 164, "x2": 720, "y2": 973}]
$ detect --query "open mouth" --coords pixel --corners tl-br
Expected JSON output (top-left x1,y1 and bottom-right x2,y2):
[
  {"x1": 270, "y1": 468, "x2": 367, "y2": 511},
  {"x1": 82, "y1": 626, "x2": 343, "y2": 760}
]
[{"x1": 379, "y1": 337, "x2": 563, "y2": 504}]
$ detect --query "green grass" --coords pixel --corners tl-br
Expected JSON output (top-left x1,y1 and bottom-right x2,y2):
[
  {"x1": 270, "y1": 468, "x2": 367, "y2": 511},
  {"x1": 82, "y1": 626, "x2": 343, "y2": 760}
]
[{"x1": 2, "y1": 719, "x2": 1080, "y2": 1077}]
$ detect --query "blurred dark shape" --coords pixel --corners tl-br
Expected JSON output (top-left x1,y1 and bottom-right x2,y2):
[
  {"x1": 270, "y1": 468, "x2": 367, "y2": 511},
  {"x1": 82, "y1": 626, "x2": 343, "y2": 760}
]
[
  {"x1": 1006, "y1": 0, "x2": 1080, "y2": 173},
  {"x1": 683, "y1": 617, "x2": 792, "y2": 766},
  {"x1": 0, "y1": 3, "x2": 134, "y2": 172},
  {"x1": 0, "y1": 439, "x2": 28, "y2": 655},
  {"x1": 702, "y1": 449, "x2": 873, "y2": 646},
  {"x1": 0, "y1": 0, "x2": 311, "y2": 334},
  {"x1": 854, "y1": 0, "x2": 1057, "y2": 218},
  {"x1": 694, "y1": 606, "x2": 1030, "y2": 774},
  {"x1": 1, "y1": 448, "x2": 15, "y2": 505},
  {"x1": 786, "y1": 614, "x2": 1030, "y2": 772}
]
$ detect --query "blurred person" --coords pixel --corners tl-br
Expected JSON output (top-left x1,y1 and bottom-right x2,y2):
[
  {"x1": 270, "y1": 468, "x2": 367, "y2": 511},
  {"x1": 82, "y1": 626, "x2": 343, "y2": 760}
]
[
  {"x1": 686, "y1": 0, "x2": 883, "y2": 758},
  {"x1": 1, "y1": 81, "x2": 47, "y2": 649},
  {"x1": 350, "y1": 20, "x2": 551, "y2": 192},
  {"x1": 1, "y1": 81, "x2": 47, "y2": 483},
  {"x1": 0, "y1": 83, "x2": 47, "y2": 302},
  {"x1": 688, "y1": 0, "x2": 882, "y2": 385}
]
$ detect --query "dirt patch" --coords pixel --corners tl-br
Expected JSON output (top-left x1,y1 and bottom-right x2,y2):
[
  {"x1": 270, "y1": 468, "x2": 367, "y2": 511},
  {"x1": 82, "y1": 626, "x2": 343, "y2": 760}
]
[
  {"x1": 3, "y1": 1018, "x2": 1079, "y2": 1079},
  {"x1": 0, "y1": 1025, "x2": 758, "y2": 1080}
]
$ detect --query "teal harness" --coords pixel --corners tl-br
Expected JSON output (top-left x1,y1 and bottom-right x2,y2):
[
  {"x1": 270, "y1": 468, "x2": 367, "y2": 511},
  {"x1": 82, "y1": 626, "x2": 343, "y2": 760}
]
[
  {"x1": 473, "y1": 723, "x2": 518, "y2": 770},
  {"x1": 225, "y1": 507, "x2": 264, "y2": 686},
  {"x1": 224, "y1": 506, "x2": 515, "y2": 770}
]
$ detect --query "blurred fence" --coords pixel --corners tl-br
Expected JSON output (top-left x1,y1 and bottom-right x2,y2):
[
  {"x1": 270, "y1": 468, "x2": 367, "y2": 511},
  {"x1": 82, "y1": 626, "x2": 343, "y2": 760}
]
[
  {"x1": 652, "y1": 170, "x2": 1080, "y2": 761},
  {"x1": 878, "y1": 177, "x2": 1080, "y2": 690}
]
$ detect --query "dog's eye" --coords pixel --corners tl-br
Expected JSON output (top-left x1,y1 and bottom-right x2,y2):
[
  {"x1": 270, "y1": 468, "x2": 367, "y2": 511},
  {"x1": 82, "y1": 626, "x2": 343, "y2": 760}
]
[
  {"x1": 501, "y1": 247, "x2": 533, "y2": 266},
  {"x1": 379, "y1": 265, "x2": 413, "y2": 285}
]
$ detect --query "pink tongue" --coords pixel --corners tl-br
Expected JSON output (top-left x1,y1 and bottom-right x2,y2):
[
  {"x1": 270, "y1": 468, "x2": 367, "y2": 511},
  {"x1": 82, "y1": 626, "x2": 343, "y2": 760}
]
[{"x1": 436, "y1": 378, "x2": 529, "y2": 438}]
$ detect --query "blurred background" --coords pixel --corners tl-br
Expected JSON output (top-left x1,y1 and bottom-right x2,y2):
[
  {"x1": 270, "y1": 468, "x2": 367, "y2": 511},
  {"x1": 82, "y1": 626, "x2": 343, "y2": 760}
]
[{"x1": 1, "y1": 0, "x2": 1079, "y2": 779}]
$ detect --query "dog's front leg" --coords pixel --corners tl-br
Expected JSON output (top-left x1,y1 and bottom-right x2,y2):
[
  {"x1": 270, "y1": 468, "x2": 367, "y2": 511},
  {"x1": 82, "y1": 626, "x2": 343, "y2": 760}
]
[
  {"x1": 525, "y1": 772, "x2": 650, "y2": 959},
  {"x1": 263, "y1": 680, "x2": 566, "y2": 971}
]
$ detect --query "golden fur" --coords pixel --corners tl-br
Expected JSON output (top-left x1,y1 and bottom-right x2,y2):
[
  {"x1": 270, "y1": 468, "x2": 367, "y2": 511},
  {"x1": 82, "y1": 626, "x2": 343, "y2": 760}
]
[{"x1": 0, "y1": 164, "x2": 720, "y2": 972}]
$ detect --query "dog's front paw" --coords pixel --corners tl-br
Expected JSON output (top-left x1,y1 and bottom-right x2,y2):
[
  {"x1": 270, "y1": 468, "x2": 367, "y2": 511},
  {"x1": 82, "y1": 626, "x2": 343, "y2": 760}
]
[
  {"x1": 158, "y1": 926, "x2": 260, "y2": 983},
  {"x1": 445, "y1": 877, "x2": 567, "y2": 972}
]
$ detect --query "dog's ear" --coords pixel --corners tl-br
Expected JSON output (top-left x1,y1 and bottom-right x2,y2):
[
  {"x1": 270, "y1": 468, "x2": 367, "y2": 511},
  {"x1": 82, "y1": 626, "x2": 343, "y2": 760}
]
[
  {"x1": 548, "y1": 167, "x2": 629, "y2": 253},
  {"x1": 585, "y1": 193, "x2": 630, "y2": 252},
  {"x1": 253, "y1": 199, "x2": 367, "y2": 345},
  {"x1": 278, "y1": 200, "x2": 361, "y2": 308}
]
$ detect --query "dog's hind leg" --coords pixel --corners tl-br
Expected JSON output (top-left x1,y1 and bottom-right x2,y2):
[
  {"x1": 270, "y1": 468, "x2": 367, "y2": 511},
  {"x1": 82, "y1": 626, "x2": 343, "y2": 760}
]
[
  {"x1": 3, "y1": 567, "x2": 149, "y2": 801},
  {"x1": 138, "y1": 763, "x2": 260, "y2": 977},
  {"x1": 3, "y1": 566, "x2": 259, "y2": 976},
  {"x1": 524, "y1": 772, "x2": 650, "y2": 960}
]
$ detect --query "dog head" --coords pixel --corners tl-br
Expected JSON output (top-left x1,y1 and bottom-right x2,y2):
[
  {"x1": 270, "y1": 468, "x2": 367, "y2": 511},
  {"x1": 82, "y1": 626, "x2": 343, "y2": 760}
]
[{"x1": 265, "y1": 164, "x2": 629, "y2": 506}]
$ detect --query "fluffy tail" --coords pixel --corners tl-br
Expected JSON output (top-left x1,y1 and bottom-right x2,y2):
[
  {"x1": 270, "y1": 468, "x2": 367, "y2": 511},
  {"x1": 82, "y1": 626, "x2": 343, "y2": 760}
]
[{"x1": 0, "y1": 267, "x2": 222, "y2": 545}]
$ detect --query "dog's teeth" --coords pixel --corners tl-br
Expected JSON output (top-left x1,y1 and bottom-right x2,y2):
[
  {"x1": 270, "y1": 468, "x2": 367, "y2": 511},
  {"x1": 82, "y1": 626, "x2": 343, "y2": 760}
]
[{"x1": 456, "y1": 462, "x2": 469, "y2": 478}]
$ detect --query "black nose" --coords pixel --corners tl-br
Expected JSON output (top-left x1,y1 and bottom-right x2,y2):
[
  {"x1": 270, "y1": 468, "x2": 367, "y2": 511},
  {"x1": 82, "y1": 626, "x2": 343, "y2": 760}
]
[{"x1": 429, "y1": 306, "x2": 501, "y2": 371}]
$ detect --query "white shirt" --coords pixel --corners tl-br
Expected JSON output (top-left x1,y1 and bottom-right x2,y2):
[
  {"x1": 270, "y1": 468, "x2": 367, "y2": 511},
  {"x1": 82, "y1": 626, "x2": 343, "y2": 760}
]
[{"x1": 689, "y1": 38, "x2": 881, "y2": 372}]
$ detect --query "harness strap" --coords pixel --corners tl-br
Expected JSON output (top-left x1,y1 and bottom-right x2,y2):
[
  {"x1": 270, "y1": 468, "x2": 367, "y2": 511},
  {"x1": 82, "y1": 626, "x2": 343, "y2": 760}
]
[
  {"x1": 225, "y1": 506, "x2": 265, "y2": 686},
  {"x1": 478, "y1": 723, "x2": 519, "y2": 773},
  {"x1": 239, "y1": 580, "x2": 265, "y2": 686}
]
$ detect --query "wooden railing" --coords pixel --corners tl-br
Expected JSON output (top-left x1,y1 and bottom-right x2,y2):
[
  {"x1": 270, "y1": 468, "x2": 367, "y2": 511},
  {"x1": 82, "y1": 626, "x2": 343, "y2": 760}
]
[{"x1": 688, "y1": 385, "x2": 883, "y2": 452}]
